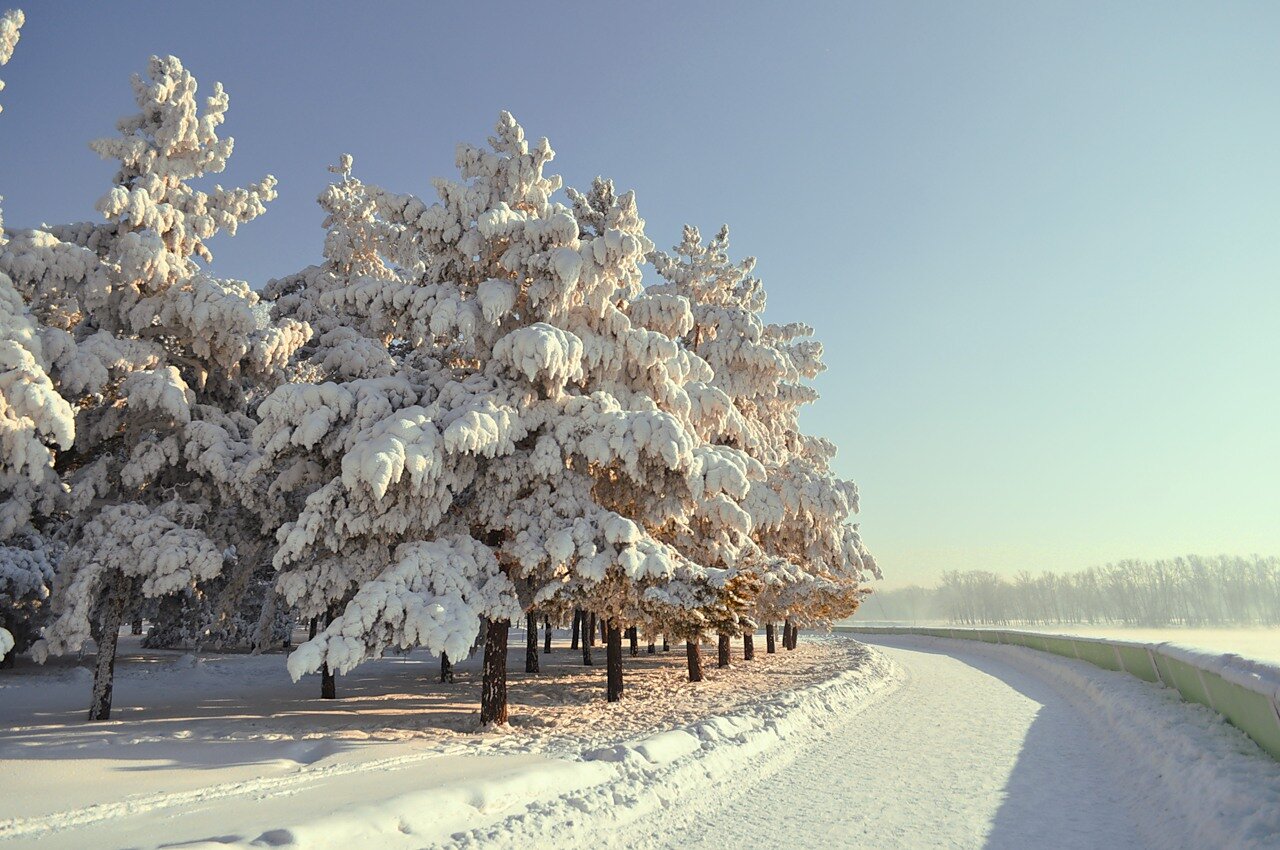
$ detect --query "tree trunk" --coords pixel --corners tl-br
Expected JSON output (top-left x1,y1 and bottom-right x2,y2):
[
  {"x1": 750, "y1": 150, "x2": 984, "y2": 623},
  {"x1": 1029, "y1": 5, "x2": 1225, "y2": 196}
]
[
  {"x1": 320, "y1": 607, "x2": 337, "y2": 699},
  {"x1": 718, "y1": 633, "x2": 731, "y2": 668},
  {"x1": 308, "y1": 616, "x2": 318, "y2": 641},
  {"x1": 543, "y1": 617, "x2": 552, "y2": 654},
  {"x1": 524, "y1": 612, "x2": 539, "y2": 674},
  {"x1": 743, "y1": 629, "x2": 755, "y2": 660},
  {"x1": 481, "y1": 617, "x2": 509, "y2": 725},
  {"x1": 588, "y1": 613, "x2": 598, "y2": 647},
  {"x1": 321, "y1": 662, "x2": 336, "y2": 699},
  {"x1": 88, "y1": 577, "x2": 131, "y2": 721},
  {"x1": 627, "y1": 626, "x2": 638, "y2": 656},
  {"x1": 570, "y1": 609, "x2": 581, "y2": 650},
  {"x1": 580, "y1": 611, "x2": 593, "y2": 666},
  {"x1": 599, "y1": 618, "x2": 607, "y2": 645},
  {"x1": 686, "y1": 640, "x2": 703, "y2": 682},
  {"x1": 440, "y1": 651, "x2": 454, "y2": 683},
  {"x1": 663, "y1": 635, "x2": 670, "y2": 652},
  {"x1": 766, "y1": 622, "x2": 776, "y2": 654},
  {"x1": 647, "y1": 640, "x2": 656, "y2": 654},
  {"x1": 606, "y1": 622, "x2": 623, "y2": 702},
  {"x1": 784, "y1": 618, "x2": 795, "y2": 650},
  {"x1": 130, "y1": 617, "x2": 143, "y2": 636}
]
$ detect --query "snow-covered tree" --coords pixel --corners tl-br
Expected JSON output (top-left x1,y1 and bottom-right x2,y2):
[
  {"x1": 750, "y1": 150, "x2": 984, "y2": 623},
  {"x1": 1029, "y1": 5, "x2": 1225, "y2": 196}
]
[
  {"x1": 263, "y1": 114, "x2": 765, "y2": 718},
  {"x1": 2, "y1": 54, "x2": 305, "y2": 717},
  {"x1": 0, "y1": 7, "x2": 68, "y2": 666},
  {"x1": 650, "y1": 225, "x2": 878, "y2": 647}
]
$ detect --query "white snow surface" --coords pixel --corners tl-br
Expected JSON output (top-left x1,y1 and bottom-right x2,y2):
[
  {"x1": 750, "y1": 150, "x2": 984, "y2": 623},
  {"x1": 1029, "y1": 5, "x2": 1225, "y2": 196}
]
[
  {"x1": 0, "y1": 634, "x2": 890, "y2": 849},
  {"x1": 4, "y1": 634, "x2": 1280, "y2": 849}
]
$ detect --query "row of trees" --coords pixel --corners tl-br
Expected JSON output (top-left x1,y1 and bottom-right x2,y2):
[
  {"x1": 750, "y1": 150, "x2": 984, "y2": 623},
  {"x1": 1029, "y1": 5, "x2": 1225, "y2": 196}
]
[
  {"x1": 0, "y1": 12, "x2": 877, "y2": 724},
  {"x1": 862, "y1": 556, "x2": 1280, "y2": 627}
]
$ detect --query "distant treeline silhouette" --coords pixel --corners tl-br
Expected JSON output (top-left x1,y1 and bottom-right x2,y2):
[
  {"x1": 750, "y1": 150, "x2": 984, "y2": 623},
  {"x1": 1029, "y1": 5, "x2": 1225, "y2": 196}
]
[{"x1": 863, "y1": 556, "x2": 1280, "y2": 627}]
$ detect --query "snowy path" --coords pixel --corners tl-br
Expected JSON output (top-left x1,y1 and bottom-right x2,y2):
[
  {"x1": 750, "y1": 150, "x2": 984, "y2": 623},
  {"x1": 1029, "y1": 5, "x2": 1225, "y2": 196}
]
[{"x1": 640, "y1": 636, "x2": 1156, "y2": 850}]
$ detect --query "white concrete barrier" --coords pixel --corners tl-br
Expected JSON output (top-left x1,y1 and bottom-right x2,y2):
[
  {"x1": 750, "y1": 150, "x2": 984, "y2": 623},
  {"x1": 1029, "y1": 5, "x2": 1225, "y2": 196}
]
[{"x1": 835, "y1": 625, "x2": 1280, "y2": 761}]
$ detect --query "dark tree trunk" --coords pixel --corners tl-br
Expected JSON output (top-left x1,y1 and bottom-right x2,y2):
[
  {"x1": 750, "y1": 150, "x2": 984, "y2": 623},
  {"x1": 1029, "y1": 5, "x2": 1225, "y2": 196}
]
[
  {"x1": 130, "y1": 617, "x2": 143, "y2": 636},
  {"x1": 588, "y1": 613, "x2": 598, "y2": 647},
  {"x1": 580, "y1": 611, "x2": 593, "y2": 665},
  {"x1": 647, "y1": 640, "x2": 656, "y2": 654},
  {"x1": 663, "y1": 635, "x2": 670, "y2": 652},
  {"x1": 766, "y1": 622, "x2": 776, "y2": 654},
  {"x1": 0, "y1": 651, "x2": 14, "y2": 670},
  {"x1": 599, "y1": 618, "x2": 607, "y2": 645},
  {"x1": 320, "y1": 607, "x2": 337, "y2": 699},
  {"x1": 606, "y1": 623, "x2": 623, "y2": 702},
  {"x1": 440, "y1": 651, "x2": 454, "y2": 683},
  {"x1": 481, "y1": 617, "x2": 509, "y2": 725},
  {"x1": 525, "y1": 612, "x2": 539, "y2": 674},
  {"x1": 570, "y1": 609, "x2": 581, "y2": 650},
  {"x1": 308, "y1": 616, "x2": 318, "y2": 641},
  {"x1": 784, "y1": 618, "x2": 795, "y2": 650},
  {"x1": 543, "y1": 618, "x2": 552, "y2": 654},
  {"x1": 627, "y1": 626, "x2": 638, "y2": 656},
  {"x1": 686, "y1": 640, "x2": 703, "y2": 682},
  {"x1": 88, "y1": 577, "x2": 131, "y2": 721},
  {"x1": 743, "y1": 630, "x2": 755, "y2": 660},
  {"x1": 718, "y1": 633, "x2": 731, "y2": 668}
]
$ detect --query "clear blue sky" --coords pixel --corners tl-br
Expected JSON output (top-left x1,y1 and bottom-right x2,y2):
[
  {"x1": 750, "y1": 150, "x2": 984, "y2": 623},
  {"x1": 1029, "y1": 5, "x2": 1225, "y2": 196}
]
[{"x1": 3, "y1": 2, "x2": 1278, "y2": 588}]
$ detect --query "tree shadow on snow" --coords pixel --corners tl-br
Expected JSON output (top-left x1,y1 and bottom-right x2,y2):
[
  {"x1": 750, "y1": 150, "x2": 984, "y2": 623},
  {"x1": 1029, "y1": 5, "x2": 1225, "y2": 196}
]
[
  {"x1": 859, "y1": 635, "x2": 1148, "y2": 850},
  {"x1": 0, "y1": 632, "x2": 691, "y2": 772}
]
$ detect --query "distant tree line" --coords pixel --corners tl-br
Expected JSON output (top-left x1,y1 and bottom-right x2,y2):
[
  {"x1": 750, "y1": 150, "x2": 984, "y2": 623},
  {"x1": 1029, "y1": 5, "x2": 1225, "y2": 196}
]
[{"x1": 861, "y1": 556, "x2": 1280, "y2": 627}]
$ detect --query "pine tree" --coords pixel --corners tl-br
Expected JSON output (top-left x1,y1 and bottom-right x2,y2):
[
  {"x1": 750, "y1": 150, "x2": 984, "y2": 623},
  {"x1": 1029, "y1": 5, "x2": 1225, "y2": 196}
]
[
  {"x1": 11, "y1": 55, "x2": 302, "y2": 719},
  {"x1": 650, "y1": 225, "x2": 878, "y2": 640}
]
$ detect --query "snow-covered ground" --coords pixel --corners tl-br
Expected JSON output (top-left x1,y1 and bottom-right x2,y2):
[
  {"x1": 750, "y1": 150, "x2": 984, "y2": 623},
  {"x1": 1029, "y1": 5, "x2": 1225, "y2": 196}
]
[
  {"x1": 4, "y1": 633, "x2": 1280, "y2": 849},
  {"x1": 0, "y1": 632, "x2": 889, "y2": 848},
  {"x1": 629, "y1": 634, "x2": 1280, "y2": 850}
]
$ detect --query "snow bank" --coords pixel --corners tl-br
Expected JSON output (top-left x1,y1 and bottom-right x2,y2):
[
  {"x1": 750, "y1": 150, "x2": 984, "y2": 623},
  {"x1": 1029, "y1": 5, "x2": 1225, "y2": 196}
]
[
  {"x1": 442, "y1": 641, "x2": 901, "y2": 850},
  {"x1": 171, "y1": 758, "x2": 614, "y2": 850},
  {"x1": 156, "y1": 639, "x2": 900, "y2": 850}
]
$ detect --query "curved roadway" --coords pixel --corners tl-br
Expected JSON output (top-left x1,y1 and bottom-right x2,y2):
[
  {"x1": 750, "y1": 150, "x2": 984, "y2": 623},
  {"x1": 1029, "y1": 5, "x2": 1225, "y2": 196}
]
[{"x1": 649, "y1": 635, "x2": 1158, "y2": 850}]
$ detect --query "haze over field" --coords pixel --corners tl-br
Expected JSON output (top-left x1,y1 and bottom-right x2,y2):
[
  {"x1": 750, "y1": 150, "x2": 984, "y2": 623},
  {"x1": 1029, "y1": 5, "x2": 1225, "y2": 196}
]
[{"x1": 1, "y1": 2, "x2": 1277, "y2": 589}]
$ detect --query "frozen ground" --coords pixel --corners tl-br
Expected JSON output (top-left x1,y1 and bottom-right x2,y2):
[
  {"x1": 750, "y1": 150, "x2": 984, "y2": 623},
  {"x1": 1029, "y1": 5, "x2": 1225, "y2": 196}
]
[{"x1": 3, "y1": 633, "x2": 1279, "y2": 849}]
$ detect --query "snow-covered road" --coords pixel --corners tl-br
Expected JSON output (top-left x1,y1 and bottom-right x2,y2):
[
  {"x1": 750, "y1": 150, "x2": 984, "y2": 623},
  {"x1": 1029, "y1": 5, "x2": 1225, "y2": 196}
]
[{"x1": 641, "y1": 636, "x2": 1161, "y2": 850}]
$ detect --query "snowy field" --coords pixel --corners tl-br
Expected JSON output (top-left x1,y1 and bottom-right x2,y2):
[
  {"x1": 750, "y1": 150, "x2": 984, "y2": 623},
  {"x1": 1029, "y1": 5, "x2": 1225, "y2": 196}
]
[
  {"x1": 0, "y1": 632, "x2": 889, "y2": 849},
  {"x1": 849, "y1": 621, "x2": 1280, "y2": 664},
  {"x1": 4, "y1": 633, "x2": 1280, "y2": 849}
]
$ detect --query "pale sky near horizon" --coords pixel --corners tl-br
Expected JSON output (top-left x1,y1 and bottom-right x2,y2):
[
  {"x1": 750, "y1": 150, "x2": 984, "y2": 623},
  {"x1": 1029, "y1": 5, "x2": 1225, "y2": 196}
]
[{"x1": 2, "y1": 2, "x2": 1277, "y2": 589}]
